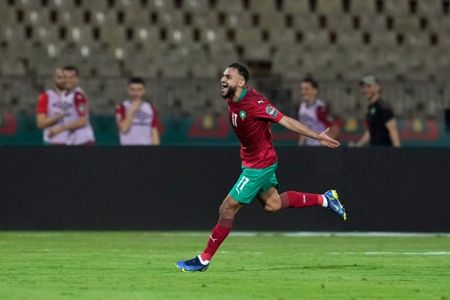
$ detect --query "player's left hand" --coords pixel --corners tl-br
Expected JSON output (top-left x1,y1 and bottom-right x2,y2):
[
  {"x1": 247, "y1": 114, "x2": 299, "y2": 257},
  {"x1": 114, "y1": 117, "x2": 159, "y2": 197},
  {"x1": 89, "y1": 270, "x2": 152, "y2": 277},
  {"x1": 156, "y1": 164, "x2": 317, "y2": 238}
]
[
  {"x1": 48, "y1": 126, "x2": 64, "y2": 138},
  {"x1": 318, "y1": 128, "x2": 340, "y2": 148}
]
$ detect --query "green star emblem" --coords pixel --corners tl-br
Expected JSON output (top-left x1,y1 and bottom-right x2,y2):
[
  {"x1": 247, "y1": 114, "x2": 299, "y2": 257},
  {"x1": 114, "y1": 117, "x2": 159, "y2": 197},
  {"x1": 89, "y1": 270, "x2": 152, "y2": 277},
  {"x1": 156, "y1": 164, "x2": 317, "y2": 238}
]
[{"x1": 239, "y1": 110, "x2": 246, "y2": 120}]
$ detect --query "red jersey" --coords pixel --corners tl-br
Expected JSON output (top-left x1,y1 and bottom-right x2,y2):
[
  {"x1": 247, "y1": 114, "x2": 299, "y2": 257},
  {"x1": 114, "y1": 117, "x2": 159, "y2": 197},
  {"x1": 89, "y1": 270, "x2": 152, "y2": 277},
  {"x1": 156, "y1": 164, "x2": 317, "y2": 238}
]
[{"x1": 227, "y1": 87, "x2": 284, "y2": 168}]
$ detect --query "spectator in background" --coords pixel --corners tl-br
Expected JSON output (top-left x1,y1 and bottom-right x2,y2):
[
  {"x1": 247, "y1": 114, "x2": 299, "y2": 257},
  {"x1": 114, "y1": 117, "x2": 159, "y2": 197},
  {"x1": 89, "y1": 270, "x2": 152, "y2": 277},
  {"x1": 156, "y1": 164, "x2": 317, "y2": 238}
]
[
  {"x1": 297, "y1": 77, "x2": 339, "y2": 146},
  {"x1": 36, "y1": 68, "x2": 68, "y2": 145},
  {"x1": 351, "y1": 74, "x2": 401, "y2": 147},
  {"x1": 115, "y1": 77, "x2": 160, "y2": 145},
  {"x1": 45, "y1": 66, "x2": 95, "y2": 145}
]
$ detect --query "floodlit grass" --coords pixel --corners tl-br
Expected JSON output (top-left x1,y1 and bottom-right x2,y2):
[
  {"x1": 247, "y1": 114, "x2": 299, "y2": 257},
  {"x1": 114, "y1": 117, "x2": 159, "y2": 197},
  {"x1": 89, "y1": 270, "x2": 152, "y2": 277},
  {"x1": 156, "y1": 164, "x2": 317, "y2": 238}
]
[{"x1": 0, "y1": 232, "x2": 449, "y2": 300}]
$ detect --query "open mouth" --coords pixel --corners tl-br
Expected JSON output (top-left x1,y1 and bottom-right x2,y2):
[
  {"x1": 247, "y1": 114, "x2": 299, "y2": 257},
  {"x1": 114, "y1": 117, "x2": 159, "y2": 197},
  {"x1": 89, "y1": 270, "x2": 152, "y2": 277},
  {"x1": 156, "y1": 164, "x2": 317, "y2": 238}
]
[{"x1": 221, "y1": 83, "x2": 229, "y2": 94}]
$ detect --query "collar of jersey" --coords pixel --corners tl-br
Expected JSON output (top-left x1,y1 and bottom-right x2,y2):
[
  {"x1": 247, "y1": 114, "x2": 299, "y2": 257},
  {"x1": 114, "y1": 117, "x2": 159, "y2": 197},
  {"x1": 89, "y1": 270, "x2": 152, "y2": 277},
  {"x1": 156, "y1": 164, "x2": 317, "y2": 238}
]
[{"x1": 233, "y1": 87, "x2": 248, "y2": 102}]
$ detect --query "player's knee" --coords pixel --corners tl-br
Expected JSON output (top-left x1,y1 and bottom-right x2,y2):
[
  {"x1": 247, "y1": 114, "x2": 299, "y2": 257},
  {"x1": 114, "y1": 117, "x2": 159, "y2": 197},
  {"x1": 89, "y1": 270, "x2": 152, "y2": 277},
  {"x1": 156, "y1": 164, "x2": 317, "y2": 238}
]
[
  {"x1": 219, "y1": 199, "x2": 239, "y2": 218},
  {"x1": 218, "y1": 203, "x2": 229, "y2": 217}
]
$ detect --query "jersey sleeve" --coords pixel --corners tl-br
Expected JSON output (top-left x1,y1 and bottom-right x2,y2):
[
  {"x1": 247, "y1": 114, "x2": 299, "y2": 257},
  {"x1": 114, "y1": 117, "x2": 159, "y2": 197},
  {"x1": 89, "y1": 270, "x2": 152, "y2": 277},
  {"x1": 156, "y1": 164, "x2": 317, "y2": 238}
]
[
  {"x1": 36, "y1": 92, "x2": 48, "y2": 114},
  {"x1": 381, "y1": 106, "x2": 394, "y2": 124},
  {"x1": 316, "y1": 105, "x2": 333, "y2": 127},
  {"x1": 74, "y1": 92, "x2": 88, "y2": 117},
  {"x1": 150, "y1": 103, "x2": 161, "y2": 128},
  {"x1": 254, "y1": 100, "x2": 284, "y2": 123},
  {"x1": 115, "y1": 104, "x2": 125, "y2": 121}
]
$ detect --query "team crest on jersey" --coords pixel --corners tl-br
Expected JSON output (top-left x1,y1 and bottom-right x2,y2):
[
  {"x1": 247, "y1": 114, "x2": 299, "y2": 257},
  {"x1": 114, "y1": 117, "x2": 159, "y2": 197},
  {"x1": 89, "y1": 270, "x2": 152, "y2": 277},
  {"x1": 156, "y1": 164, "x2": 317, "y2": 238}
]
[
  {"x1": 135, "y1": 110, "x2": 151, "y2": 120},
  {"x1": 239, "y1": 110, "x2": 246, "y2": 121},
  {"x1": 52, "y1": 102, "x2": 72, "y2": 112},
  {"x1": 370, "y1": 107, "x2": 377, "y2": 115},
  {"x1": 265, "y1": 105, "x2": 279, "y2": 118}
]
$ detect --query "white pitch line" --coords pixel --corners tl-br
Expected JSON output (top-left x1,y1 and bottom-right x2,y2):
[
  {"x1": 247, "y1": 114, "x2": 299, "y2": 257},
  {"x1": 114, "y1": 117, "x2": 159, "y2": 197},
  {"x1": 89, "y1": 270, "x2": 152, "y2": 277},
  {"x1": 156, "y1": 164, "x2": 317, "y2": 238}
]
[
  {"x1": 328, "y1": 251, "x2": 450, "y2": 256},
  {"x1": 161, "y1": 231, "x2": 450, "y2": 238},
  {"x1": 231, "y1": 232, "x2": 450, "y2": 238}
]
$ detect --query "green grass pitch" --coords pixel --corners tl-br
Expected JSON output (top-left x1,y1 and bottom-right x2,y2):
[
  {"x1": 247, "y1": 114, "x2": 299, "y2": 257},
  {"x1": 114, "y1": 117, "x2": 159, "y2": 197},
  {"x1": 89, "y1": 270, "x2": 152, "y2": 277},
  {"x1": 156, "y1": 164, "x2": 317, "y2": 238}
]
[{"x1": 0, "y1": 232, "x2": 449, "y2": 300}]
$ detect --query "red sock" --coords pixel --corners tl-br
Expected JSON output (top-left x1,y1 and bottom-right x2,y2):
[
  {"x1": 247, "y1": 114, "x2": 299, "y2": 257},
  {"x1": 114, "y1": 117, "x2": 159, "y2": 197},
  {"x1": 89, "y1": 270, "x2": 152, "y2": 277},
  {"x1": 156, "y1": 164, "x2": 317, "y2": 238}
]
[
  {"x1": 200, "y1": 218, "x2": 233, "y2": 261},
  {"x1": 280, "y1": 191, "x2": 323, "y2": 209}
]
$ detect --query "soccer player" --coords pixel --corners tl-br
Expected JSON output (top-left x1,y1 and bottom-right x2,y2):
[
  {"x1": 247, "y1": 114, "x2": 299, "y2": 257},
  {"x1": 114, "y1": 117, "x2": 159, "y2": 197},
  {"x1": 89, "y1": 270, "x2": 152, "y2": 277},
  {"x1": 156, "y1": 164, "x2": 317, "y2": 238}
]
[
  {"x1": 176, "y1": 63, "x2": 346, "y2": 272},
  {"x1": 46, "y1": 66, "x2": 95, "y2": 145},
  {"x1": 36, "y1": 68, "x2": 68, "y2": 145},
  {"x1": 298, "y1": 77, "x2": 339, "y2": 146},
  {"x1": 115, "y1": 77, "x2": 161, "y2": 145}
]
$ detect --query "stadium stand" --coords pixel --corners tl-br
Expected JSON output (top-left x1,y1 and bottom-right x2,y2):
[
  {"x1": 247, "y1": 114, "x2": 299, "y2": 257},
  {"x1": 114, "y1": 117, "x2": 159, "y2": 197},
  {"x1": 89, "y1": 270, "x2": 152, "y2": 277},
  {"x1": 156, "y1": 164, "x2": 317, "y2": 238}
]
[{"x1": 0, "y1": 0, "x2": 449, "y2": 120}]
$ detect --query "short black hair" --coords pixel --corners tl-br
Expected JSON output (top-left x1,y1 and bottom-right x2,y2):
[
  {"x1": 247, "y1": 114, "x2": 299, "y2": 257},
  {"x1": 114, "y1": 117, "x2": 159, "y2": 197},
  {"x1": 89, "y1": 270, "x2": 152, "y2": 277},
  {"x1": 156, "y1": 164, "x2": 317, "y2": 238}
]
[
  {"x1": 228, "y1": 62, "x2": 250, "y2": 82},
  {"x1": 128, "y1": 77, "x2": 146, "y2": 86},
  {"x1": 62, "y1": 65, "x2": 79, "y2": 76},
  {"x1": 301, "y1": 76, "x2": 319, "y2": 90}
]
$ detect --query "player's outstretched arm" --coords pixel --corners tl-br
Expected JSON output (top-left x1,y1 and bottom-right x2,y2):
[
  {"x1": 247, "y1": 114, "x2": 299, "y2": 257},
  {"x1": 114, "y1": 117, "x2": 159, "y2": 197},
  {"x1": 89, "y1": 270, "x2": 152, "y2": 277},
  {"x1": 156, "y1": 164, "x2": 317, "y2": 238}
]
[{"x1": 278, "y1": 115, "x2": 340, "y2": 148}]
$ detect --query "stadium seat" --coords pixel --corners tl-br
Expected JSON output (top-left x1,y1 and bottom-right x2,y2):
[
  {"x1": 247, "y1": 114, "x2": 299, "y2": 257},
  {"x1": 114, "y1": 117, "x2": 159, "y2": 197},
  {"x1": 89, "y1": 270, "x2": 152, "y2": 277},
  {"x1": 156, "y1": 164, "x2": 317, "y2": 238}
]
[
  {"x1": 241, "y1": 42, "x2": 271, "y2": 61},
  {"x1": 123, "y1": 9, "x2": 150, "y2": 26},
  {"x1": 67, "y1": 26, "x2": 97, "y2": 45},
  {"x1": 282, "y1": 0, "x2": 310, "y2": 14},
  {"x1": 234, "y1": 27, "x2": 263, "y2": 45},
  {"x1": 115, "y1": 0, "x2": 144, "y2": 10},
  {"x1": 21, "y1": 9, "x2": 44, "y2": 26},
  {"x1": 148, "y1": 0, "x2": 175, "y2": 11},
  {"x1": 15, "y1": 0, "x2": 42, "y2": 10},
  {"x1": 270, "y1": 28, "x2": 297, "y2": 46},
  {"x1": 248, "y1": 0, "x2": 277, "y2": 14},
  {"x1": 259, "y1": 13, "x2": 287, "y2": 30},
  {"x1": 216, "y1": 0, "x2": 245, "y2": 13},
  {"x1": 165, "y1": 28, "x2": 194, "y2": 45},
  {"x1": 416, "y1": 0, "x2": 444, "y2": 16},
  {"x1": 190, "y1": 63, "x2": 219, "y2": 79},
  {"x1": 223, "y1": 12, "x2": 253, "y2": 28},
  {"x1": 326, "y1": 15, "x2": 354, "y2": 31},
  {"x1": 292, "y1": 14, "x2": 320, "y2": 31},
  {"x1": 384, "y1": 0, "x2": 411, "y2": 16},
  {"x1": 34, "y1": 26, "x2": 60, "y2": 44},
  {"x1": 158, "y1": 10, "x2": 185, "y2": 26},
  {"x1": 59, "y1": 10, "x2": 85, "y2": 26},
  {"x1": 272, "y1": 44, "x2": 306, "y2": 79},
  {"x1": 183, "y1": 0, "x2": 211, "y2": 13},
  {"x1": 358, "y1": 15, "x2": 388, "y2": 31},
  {"x1": 316, "y1": 0, "x2": 343, "y2": 15},
  {"x1": 349, "y1": 0, "x2": 378, "y2": 15},
  {"x1": 1, "y1": 59, "x2": 27, "y2": 77},
  {"x1": 394, "y1": 17, "x2": 420, "y2": 33},
  {"x1": 208, "y1": 42, "x2": 239, "y2": 67},
  {"x1": 133, "y1": 27, "x2": 160, "y2": 44},
  {"x1": 191, "y1": 12, "x2": 219, "y2": 28},
  {"x1": 303, "y1": 30, "x2": 329, "y2": 50},
  {"x1": 47, "y1": 0, "x2": 75, "y2": 9},
  {"x1": 101, "y1": 26, "x2": 127, "y2": 46}
]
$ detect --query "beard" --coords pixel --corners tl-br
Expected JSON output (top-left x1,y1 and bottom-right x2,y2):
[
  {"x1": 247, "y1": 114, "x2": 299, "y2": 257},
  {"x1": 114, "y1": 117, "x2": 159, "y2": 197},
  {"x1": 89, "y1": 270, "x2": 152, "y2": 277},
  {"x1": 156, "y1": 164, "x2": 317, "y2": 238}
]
[
  {"x1": 55, "y1": 82, "x2": 65, "y2": 91},
  {"x1": 221, "y1": 85, "x2": 235, "y2": 99}
]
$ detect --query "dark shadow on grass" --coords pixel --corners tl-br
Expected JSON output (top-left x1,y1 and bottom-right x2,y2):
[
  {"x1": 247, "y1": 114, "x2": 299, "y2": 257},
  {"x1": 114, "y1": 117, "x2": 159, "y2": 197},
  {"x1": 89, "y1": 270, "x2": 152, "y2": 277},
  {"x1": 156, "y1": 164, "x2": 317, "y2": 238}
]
[{"x1": 221, "y1": 264, "x2": 365, "y2": 272}]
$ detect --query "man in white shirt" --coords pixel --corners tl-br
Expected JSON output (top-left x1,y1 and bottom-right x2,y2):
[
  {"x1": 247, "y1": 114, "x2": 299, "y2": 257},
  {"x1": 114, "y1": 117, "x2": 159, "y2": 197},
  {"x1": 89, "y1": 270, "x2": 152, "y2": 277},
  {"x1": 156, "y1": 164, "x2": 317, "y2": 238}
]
[{"x1": 115, "y1": 77, "x2": 161, "y2": 145}]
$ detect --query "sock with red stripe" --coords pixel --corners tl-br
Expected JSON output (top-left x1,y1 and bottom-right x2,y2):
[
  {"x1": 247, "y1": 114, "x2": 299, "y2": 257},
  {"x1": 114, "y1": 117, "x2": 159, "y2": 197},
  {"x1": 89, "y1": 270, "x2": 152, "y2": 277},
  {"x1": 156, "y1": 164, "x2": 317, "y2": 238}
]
[
  {"x1": 280, "y1": 191, "x2": 327, "y2": 209},
  {"x1": 200, "y1": 217, "x2": 233, "y2": 262}
]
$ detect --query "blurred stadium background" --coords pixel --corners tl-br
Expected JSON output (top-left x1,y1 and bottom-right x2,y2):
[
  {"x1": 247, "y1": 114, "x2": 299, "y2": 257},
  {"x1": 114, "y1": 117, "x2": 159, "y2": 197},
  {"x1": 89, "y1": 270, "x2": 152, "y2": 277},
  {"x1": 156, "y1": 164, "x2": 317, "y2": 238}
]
[{"x1": 0, "y1": 0, "x2": 450, "y2": 145}]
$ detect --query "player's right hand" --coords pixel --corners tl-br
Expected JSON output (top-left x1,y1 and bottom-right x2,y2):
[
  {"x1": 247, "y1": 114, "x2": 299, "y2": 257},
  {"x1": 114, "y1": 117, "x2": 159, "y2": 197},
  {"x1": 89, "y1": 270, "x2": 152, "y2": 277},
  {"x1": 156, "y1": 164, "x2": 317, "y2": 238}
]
[{"x1": 318, "y1": 128, "x2": 340, "y2": 148}]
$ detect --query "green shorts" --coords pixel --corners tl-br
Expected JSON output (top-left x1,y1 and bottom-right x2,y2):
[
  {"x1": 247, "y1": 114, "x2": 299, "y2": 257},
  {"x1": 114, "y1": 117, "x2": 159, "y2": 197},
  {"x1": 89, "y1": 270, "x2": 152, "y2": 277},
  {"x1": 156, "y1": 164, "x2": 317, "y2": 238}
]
[{"x1": 229, "y1": 163, "x2": 279, "y2": 204}]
